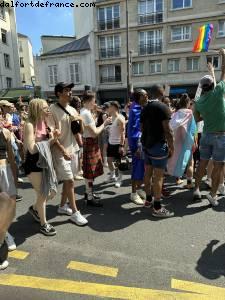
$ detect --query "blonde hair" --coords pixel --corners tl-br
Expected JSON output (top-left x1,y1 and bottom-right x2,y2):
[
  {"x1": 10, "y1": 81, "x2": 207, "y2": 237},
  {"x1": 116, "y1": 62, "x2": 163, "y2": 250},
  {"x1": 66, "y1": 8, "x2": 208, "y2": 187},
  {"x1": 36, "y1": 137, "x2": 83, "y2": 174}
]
[{"x1": 27, "y1": 98, "x2": 47, "y2": 125}]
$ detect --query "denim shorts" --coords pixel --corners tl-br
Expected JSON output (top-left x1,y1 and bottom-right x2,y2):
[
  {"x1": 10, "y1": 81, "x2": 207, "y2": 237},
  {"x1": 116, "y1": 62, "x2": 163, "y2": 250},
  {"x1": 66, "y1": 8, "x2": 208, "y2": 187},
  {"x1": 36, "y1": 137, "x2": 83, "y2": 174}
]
[
  {"x1": 144, "y1": 142, "x2": 168, "y2": 170},
  {"x1": 200, "y1": 133, "x2": 225, "y2": 162}
]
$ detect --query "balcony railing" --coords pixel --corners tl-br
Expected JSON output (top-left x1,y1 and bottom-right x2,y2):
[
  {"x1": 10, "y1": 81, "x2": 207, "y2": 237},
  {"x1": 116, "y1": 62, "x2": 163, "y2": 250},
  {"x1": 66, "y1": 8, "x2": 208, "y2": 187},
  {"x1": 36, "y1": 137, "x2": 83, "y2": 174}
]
[
  {"x1": 98, "y1": 17, "x2": 120, "y2": 31},
  {"x1": 139, "y1": 42, "x2": 162, "y2": 55},
  {"x1": 100, "y1": 74, "x2": 121, "y2": 83},
  {"x1": 99, "y1": 47, "x2": 121, "y2": 59},
  {"x1": 138, "y1": 11, "x2": 163, "y2": 25}
]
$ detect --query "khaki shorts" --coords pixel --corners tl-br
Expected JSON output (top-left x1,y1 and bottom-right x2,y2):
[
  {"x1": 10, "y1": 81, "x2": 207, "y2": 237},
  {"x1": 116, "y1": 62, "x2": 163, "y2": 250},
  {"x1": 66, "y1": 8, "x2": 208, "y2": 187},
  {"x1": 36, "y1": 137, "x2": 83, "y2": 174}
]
[
  {"x1": 54, "y1": 151, "x2": 79, "y2": 181},
  {"x1": 0, "y1": 165, "x2": 17, "y2": 197}
]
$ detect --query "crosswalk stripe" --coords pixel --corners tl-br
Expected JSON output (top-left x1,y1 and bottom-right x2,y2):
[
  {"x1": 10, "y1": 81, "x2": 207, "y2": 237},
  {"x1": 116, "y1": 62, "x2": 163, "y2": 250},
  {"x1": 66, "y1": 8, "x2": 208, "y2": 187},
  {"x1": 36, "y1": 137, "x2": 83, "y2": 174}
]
[
  {"x1": 0, "y1": 274, "x2": 209, "y2": 299},
  {"x1": 172, "y1": 279, "x2": 225, "y2": 298},
  {"x1": 67, "y1": 261, "x2": 118, "y2": 277},
  {"x1": 8, "y1": 250, "x2": 29, "y2": 260}
]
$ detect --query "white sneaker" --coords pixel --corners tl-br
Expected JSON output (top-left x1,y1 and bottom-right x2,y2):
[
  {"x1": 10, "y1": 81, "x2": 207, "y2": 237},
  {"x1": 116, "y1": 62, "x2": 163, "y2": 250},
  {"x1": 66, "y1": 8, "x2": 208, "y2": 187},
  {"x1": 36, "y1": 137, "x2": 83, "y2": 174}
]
[
  {"x1": 5, "y1": 232, "x2": 16, "y2": 251},
  {"x1": 17, "y1": 178, "x2": 24, "y2": 183},
  {"x1": 218, "y1": 184, "x2": 225, "y2": 196},
  {"x1": 70, "y1": 211, "x2": 88, "y2": 226},
  {"x1": 58, "y1": 204, "x2": 73, "y2": 216},
  {"x1": 206, "y1": 193, "x2": 219, "y2": 207},
  {"x1": 130, "y1": 193, "x2": 144, "y2": 205},
  {"x1": 105, "y1": 174, "x2": 116, "y2": 183},
  {"x1": 115, "y1": 174, "x2": 122, "y2": 188},
  {"x1": 137, "y1": 189, "x2": 146, "y2": 199},
  {"x1": 0, "y1": 260, "x2": 9, "y2": 270}
]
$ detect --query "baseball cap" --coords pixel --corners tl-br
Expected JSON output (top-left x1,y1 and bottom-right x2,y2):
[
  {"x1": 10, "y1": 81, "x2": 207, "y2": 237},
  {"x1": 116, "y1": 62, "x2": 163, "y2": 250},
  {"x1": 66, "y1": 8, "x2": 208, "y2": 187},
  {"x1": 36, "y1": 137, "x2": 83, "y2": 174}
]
[
  {"x1": 54, "y1": 82, "x2": 74, "y2": 97},
  {"x1": 0, "y1": 100, "x2": 14, "y2": 107},
  {"x1": 199, "y1": 75, "x2": 214, "y2": 88}
]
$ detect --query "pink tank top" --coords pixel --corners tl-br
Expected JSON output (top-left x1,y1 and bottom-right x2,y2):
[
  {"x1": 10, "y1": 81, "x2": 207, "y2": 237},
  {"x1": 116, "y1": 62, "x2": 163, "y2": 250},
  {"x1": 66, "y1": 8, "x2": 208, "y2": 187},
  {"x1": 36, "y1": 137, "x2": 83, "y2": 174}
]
[{"x1": 35, "y1": 121, "x2": 47, "y2": 140}]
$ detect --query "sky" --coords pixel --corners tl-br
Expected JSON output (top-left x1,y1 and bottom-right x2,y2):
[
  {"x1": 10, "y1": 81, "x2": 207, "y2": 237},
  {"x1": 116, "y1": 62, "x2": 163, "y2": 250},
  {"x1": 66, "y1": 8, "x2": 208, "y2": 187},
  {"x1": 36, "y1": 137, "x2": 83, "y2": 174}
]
[{"x1": 16, "y1": 6, "x2": 74, "y2": 55}]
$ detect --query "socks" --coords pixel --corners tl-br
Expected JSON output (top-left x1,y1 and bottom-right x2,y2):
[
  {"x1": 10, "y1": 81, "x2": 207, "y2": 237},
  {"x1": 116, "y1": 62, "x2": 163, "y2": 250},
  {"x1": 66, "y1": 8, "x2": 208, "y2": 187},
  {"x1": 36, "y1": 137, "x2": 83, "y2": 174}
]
[
  {"x1": 85, "y1": 180, "x2": 93, "y2": 196},
  {"x1": 146, "y1": 195, "x2": 153, "y2": 203},
  {"x1": 153, "y1": 199, "x2": 161, "y2": 210}
]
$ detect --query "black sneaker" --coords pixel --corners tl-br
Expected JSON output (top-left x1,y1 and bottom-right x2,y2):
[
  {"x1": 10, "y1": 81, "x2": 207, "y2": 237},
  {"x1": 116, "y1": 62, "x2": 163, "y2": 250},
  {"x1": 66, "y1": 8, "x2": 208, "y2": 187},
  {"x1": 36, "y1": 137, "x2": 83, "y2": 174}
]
[
  {"x1": 84, "y1": 193, "x2": 101, "y2": 200},
  {"x1": 40, "y1": 223, "x2": 56, "y2": 236},
  {"x1": 16, "y1": 194, "x2": 23, "y2": 202},
  {"x1": 29, "y1": 206, "x2": 40, "y2": 223}
]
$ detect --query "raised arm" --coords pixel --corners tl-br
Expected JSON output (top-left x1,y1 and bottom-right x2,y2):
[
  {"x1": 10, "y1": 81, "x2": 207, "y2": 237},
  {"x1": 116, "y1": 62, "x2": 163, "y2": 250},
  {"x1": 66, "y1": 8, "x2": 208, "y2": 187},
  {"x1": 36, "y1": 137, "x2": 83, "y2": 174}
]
[
  {"x1": 220, "y1": 48, "x2": 225, "y2": 82},
  {"x1": 207, "y1": 62, "x2": 216, "y2": 87}
]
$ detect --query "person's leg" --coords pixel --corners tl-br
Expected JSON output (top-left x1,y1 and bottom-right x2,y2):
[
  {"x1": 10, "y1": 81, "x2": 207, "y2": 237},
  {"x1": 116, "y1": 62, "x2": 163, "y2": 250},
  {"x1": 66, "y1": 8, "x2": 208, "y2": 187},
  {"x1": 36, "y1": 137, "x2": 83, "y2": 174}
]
[
  {"x1": 206, "y1": 159, "x2": 213, "y2": 187},
  {"x1": 63, "y1": 179, "x2": 77, "y2": 213},
  {"x1": 107, "y1": 157, "x2": 114, "y2": 173},
  {"x1": 28, "y1": 172, "x2": 47, "y2": 226},
  {"x1": 194, "y1": 159, "x2": 209, "y2": 189},
  {"x1": 211, "y1": 162, "x2": 224, "y2": 197},
  {"x1": 186, "y1": 157, "x2": 194, "y2": 188},
  {"x1": 144, "y1": 164, "x2": 153, "y2": 205}
]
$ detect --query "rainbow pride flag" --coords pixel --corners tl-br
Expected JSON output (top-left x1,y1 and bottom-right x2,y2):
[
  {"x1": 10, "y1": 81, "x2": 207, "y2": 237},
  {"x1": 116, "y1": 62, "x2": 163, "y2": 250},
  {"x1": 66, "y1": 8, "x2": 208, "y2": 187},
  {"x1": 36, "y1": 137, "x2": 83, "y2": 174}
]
[{"x1": 193, "y1": 24, "x2": 214, "y2": 53}]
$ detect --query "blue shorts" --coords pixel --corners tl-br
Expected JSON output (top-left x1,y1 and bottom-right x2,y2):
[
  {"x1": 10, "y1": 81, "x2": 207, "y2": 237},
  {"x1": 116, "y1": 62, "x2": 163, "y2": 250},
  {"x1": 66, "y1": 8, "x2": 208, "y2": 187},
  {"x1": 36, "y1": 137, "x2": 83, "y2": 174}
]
[
  {"x1": 144, "y1": 142, "x2": 168, "y2": 170},
  {"x1": 131, "y1": 154, "x2": 144, "y2": 181},
  {"x1": 200, "y1": 133, "x2": 225, "y2": 162}
]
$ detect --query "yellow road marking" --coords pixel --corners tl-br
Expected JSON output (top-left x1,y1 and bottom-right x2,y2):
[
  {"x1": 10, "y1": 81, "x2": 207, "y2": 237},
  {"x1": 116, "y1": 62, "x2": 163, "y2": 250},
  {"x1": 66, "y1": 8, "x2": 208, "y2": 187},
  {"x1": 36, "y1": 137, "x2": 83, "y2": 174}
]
[
  {"x1": 67, "y1": 261, "x2": 118, "y2": 277},
  {"x1": 8, "y1": 250, "x2": 29, "y2": 260},
  {"x1": 0, "y1": 274, "x2": 210, "y2": 299},
  {"x1": 172, "y1": 279, "x2": 225, "y2": 298}
]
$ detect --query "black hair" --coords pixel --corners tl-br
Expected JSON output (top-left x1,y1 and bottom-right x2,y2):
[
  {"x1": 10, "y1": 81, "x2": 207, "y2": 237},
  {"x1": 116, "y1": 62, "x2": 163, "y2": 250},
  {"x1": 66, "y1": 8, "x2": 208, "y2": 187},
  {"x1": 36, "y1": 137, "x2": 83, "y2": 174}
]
[
  {"x1": 133, "y1": 89, "x2": 148, "y2": 103},
  {"x1": 150, "y1": 85, "x2": 164, "y2": 99}
]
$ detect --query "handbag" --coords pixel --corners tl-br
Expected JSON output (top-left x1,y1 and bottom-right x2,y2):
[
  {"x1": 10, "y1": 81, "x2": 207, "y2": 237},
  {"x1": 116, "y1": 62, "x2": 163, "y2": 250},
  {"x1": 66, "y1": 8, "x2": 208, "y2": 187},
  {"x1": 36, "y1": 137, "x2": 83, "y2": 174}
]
[{"x1": 57, "y1": 103, "x2": 81, "y2": 135}]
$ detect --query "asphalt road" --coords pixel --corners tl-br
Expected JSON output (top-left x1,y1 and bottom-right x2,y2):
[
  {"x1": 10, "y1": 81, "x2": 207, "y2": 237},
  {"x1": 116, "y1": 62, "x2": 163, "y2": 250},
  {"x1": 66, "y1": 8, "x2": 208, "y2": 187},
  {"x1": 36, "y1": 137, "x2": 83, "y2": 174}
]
[{"x1": 0, "y1": 169, "x2": 225, "y2": 299}]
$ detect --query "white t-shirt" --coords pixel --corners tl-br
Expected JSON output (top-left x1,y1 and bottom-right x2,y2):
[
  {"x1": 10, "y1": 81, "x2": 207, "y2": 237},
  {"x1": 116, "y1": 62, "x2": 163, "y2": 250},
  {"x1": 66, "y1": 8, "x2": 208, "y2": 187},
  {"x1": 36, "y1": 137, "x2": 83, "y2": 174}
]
[
  {"x1": 49, "y1": 103, "x2": 79, "y2": 157},
  {"x1": 80, "y1": 108, "x2": 96, "y2": 138}
]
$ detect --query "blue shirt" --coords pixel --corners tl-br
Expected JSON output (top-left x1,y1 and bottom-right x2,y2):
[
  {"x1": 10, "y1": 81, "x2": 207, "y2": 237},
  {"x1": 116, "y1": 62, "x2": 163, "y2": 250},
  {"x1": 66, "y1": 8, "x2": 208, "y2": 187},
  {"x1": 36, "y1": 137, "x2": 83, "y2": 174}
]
[
  {"x1": 12, "y1": 113, "x2": 21, "y2": 126},
  {"x1": 128, "y1": 102, "x2": 142, "y2": 152}
]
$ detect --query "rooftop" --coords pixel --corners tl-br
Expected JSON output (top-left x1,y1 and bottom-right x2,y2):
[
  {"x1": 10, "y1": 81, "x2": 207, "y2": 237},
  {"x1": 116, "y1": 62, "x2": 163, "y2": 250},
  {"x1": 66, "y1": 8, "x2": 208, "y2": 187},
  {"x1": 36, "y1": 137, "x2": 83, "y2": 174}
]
[
  {"x1": 41, "y1": 35, "x2": 75, "y2": 39},
  {"x1": 41, "y1": 35, "x2": 90, "y2": 56}
]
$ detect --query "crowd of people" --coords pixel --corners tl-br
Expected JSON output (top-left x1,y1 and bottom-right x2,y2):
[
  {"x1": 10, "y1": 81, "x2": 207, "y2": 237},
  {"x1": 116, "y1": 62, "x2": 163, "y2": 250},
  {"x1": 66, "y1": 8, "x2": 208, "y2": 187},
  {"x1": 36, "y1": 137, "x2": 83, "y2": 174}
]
[{"x1": 0, "y1": 49, "x2": 225, "y2": 270}]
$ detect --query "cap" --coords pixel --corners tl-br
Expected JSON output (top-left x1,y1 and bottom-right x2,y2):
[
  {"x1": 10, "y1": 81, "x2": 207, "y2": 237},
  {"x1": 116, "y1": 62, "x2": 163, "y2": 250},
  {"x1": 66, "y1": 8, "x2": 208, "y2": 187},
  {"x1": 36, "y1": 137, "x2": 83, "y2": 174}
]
[
  {"x1": 54, "y1": 82, "x2": 74, "y2": 97},
  {"x1": 0, "y1": 100, "x2": 14, "y2": 107},
  {"x1": 199, "y1": 75, "x2": 214, "y2": 88}
]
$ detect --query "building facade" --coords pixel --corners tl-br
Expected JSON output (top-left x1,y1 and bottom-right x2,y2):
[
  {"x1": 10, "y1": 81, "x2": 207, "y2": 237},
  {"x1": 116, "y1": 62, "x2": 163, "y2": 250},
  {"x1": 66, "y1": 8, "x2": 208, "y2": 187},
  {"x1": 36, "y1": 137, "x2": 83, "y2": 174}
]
[
  {"x1": 36, "y1": 35, "x2": 96, "y2": 98},
  {"x1": 0, "y1": 4, "x2": 20, "y2": 90},
  {"x1": 17, "y1": 33, "x2": 35, "y2": 87},
  {"x1": 74, "y1": 0, "x2": 225, "y2": 102}
]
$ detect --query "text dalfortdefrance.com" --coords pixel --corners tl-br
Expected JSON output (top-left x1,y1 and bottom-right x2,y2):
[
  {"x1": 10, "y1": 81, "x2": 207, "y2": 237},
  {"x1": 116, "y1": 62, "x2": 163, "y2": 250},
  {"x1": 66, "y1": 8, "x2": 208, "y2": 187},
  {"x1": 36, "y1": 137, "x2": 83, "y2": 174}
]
[{"x1": 0, "y1": 1, "x2": 95, "y2": 8}]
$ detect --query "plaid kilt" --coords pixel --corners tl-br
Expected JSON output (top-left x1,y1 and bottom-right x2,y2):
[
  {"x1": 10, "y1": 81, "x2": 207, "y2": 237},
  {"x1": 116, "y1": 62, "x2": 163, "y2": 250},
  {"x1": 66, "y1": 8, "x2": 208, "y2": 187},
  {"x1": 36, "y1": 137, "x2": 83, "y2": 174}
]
[{"x1": 83, "y1": 138, "x2": 103, "y2": 180}]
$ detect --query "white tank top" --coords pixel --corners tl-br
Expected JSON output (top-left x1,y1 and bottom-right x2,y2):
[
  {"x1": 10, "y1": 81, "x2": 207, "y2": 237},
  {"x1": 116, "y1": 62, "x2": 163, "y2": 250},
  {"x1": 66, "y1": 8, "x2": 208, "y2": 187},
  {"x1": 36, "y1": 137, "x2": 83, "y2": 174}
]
[{"x1": 109, "y1": 116, "x2": 121, "y2": 145}]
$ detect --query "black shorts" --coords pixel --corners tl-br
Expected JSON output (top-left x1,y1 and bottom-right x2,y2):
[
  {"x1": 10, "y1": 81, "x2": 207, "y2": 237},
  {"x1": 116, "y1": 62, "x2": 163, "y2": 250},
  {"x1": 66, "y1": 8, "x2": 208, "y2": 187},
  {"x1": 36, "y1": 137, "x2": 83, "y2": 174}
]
[{"x1": 107, "y1": 143, "x2": 121, "y2": 160}]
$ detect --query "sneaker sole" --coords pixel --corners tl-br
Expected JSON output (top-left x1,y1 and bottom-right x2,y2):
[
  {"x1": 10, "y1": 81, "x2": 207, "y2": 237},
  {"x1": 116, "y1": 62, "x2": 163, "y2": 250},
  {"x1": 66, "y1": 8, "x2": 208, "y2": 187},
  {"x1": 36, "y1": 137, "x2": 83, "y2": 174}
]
[
  {"x1": 40, "y1": 230, "x2": 57, "y2": 236},
  {"x1": 152, "y1": 213, "x2": 174, "y2": 218},
  {"x1": 28, "y1": 210, "x2": 40, "y2": 223},
  {"x1": 58, "y1": 211, "x2": 73, "y2": 216},
  {"x1": 8, "y1": 246, "x2": 17, "y2": 251},
  {"x1": 69, "y1": 219, "x2": 88, "y2": 226}
]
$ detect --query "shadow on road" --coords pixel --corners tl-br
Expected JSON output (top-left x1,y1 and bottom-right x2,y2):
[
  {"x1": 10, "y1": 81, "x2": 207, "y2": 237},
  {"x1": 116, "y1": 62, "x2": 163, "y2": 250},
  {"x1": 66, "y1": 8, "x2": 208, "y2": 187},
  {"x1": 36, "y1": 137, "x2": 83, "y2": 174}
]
[{"x1": 196, "y1": 240, "x2": 225, "y2": 279}]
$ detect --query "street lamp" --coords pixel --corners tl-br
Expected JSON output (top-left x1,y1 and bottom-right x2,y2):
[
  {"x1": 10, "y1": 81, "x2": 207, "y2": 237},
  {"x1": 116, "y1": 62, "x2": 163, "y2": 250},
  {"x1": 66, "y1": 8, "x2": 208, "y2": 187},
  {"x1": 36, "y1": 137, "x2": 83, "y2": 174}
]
[{"x1": 126, "y1": 0, "x2": 130, "y2": 102}]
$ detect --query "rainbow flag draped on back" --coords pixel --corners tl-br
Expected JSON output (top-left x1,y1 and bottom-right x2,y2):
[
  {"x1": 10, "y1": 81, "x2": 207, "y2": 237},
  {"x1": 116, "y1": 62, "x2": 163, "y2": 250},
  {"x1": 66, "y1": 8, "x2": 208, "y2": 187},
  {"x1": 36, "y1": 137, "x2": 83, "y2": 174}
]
[{"x1": 192, "y1": 24, "x2": 214, "y2": 53}]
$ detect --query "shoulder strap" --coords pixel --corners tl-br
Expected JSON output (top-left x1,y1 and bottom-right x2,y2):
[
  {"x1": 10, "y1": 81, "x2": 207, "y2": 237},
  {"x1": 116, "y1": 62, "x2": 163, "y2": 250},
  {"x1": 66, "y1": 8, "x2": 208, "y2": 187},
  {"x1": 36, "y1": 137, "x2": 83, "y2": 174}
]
[{"x1": 57, "y1": 103, "x2": 71, "y2": 116}]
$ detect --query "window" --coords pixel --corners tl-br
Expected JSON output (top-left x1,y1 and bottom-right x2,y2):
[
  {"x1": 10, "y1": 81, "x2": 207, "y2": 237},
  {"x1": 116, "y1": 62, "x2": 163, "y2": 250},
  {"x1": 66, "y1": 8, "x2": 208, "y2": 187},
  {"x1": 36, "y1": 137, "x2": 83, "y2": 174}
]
[
  {"x1": 20, "y1": 57, "x2": 24, "y2": 68},
  {"x1": 139, "y1": 30, "x2": 163, "y2": 55},
  {"x1": 132, "y1": 62, "x2": 144, "y2": 75},
  {"x1": 138, "y1": 0, "x2": 163, "y2": 24},
  {"x1": 149, "y1": 60, "x2": 162, "y2": 73},
  {"x1": 48, "y1": 65, "x2": 58, "y2": 85},
  {"x1": 172, "y1": 0, "x2": 192, "y2": 10},
  {"x1": 0, "y1": 7, "x2": 5, "y2": 19},
  {"x1": 99, "y1": 65, "x2": 121, "y2": 83},
  {"x1": 6, "y1": 77, "x2": 12, "y2": 88},
  {"x1": 168, "y1": 59, "x2": 180, "y2": 73},
  {"x1": 98, "y1": 5, "x2": 120, "y2": 31},
  {"x1": 187, "y1": 57, "x2": 199, "y2": 71},
  {"x1": 207, "y1": 56, "x2": 220, "y2": 69},
  {"x1": 171, "y1": 25, "x2": 191, "y2": 41},
  {"x1": 19, "y1": 41, "x2": 23, "y2": 52},
  {"x1": 99, "y1": 35, "x2": 120, "y2": 58},
  {"x1": 21, "y1": 73, "x2": 26, "y2": 83},
  {"x1": 70, "y1": 63, "x2": 80, "y2": 84},
  {"x1": 218, "y1": 20, "x2": 225, "y2": 37},
  {"x1": 4, "y1": 53, "x2": 10, "y2": 68},
  {"x1": 1, "y1": 29, "x2": 6, "y2": 44}
]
